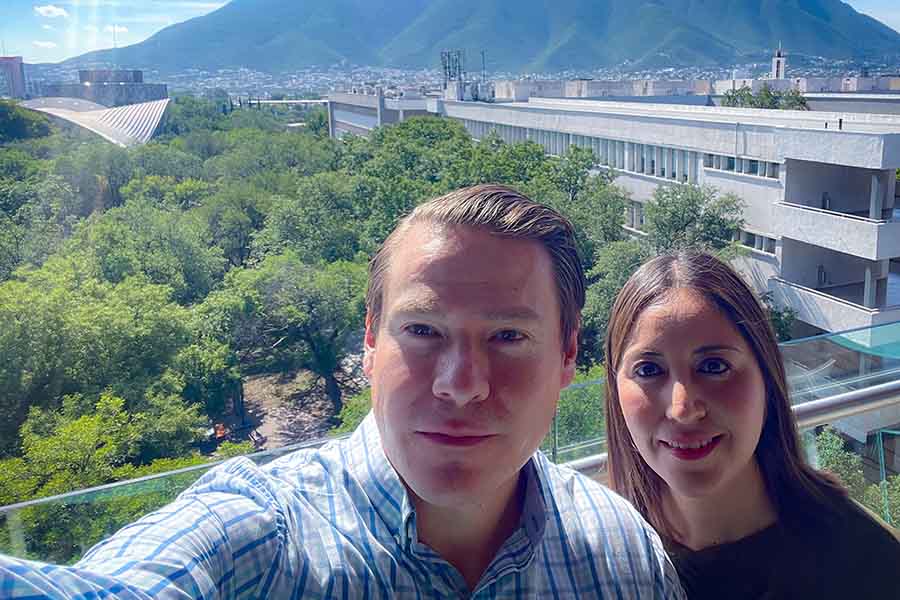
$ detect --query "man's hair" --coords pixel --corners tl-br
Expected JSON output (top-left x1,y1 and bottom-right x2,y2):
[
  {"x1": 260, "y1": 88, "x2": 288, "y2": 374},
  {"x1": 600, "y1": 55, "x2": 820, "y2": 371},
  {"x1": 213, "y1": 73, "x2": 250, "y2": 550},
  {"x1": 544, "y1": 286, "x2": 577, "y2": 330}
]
[
  {"x1": 604, "y1": 251, "x2": 847, "y2": 539},
  {"x1": 366, "y1": 184, "x2": 585, "y2": 345}
]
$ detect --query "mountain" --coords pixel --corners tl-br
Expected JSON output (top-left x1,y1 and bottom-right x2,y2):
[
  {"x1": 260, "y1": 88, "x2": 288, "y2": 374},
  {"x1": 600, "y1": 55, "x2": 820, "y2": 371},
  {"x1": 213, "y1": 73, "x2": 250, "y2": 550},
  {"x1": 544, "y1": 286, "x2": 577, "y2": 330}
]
[{"x1": 62, "y1": 0, "x2": 900, "y2": 73}]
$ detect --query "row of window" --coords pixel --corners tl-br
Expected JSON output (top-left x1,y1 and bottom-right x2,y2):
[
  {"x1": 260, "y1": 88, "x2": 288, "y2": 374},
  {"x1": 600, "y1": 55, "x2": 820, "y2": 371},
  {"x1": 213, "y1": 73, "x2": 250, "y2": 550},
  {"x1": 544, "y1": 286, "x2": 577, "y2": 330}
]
[
  {"x1": 703, "y1": 153, "x2": 780, "y2": 179},
  {"x1": 458, "y1": 119, "x2": 700, "y2": 183},
  {"x1": 739, "y1": 230, "x2": 777, "y2": 254}
]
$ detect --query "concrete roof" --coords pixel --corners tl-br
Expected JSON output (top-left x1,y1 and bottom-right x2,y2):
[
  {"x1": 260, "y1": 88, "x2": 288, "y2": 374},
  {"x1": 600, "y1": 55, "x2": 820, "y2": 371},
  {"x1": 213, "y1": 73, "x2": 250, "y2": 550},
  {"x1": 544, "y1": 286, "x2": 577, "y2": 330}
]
[
  {"x1": 21, "y1": 97, "x2": 170, "y2": 147},
  {"x1": 521, "y1": 97, "x2": 900, "y2": 134}
]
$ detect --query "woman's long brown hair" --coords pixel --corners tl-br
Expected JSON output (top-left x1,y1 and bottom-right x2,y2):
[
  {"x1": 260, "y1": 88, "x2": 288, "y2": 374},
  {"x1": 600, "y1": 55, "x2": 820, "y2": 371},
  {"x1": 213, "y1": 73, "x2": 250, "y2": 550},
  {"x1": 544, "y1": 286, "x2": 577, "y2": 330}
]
[{"x1": 604, "y1": 252, "x2": 846, "y2": 540}]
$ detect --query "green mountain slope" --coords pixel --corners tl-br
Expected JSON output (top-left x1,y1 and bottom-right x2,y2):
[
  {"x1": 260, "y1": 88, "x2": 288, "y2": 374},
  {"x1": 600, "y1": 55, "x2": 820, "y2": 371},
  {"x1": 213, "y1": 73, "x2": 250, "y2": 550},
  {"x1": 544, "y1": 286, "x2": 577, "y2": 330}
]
[{"x1": 63, "y1": 0, "x2": 900, "y2": 73}]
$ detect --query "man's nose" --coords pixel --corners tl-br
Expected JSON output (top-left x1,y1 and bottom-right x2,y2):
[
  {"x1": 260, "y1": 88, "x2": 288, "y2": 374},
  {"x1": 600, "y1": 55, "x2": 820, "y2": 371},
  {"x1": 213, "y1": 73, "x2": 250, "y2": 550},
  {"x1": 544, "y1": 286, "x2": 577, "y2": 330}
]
[
  {"x1": 665, "y1": 379, "x2": 707, "y2": 424},
  {"x1": 432, "y1": 339, "x2": 490, "y2": 407}
]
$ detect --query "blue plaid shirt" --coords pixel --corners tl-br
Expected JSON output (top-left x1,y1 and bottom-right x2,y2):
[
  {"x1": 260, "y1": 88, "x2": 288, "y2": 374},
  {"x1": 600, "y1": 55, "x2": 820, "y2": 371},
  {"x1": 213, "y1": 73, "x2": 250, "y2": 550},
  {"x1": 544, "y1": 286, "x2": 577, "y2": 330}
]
[{"x1": 0, "y1": 414, "x2": 684, "y2": 599}]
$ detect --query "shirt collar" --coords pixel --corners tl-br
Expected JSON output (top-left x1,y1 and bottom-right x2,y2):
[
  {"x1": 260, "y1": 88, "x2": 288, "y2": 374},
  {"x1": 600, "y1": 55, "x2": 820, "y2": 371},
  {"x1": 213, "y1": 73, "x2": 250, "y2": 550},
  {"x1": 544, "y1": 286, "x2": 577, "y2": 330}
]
[{"x1": 345, "y1": 411, "x2": 550, "y2": 551}]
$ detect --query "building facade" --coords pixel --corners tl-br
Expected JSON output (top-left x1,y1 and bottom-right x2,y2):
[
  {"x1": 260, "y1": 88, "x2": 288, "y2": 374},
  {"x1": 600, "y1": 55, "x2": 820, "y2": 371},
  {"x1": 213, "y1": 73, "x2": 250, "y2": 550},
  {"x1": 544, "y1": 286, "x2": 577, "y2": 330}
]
[
  {"x1": 38, "y1": 70, "x2": 167, "y2": 107},
  {"x1": 429, "y1": 97, "x2": 900, "y2": 336},
  {"x1": 0, "y1": 56, "x2": 27, "y2": 99}
]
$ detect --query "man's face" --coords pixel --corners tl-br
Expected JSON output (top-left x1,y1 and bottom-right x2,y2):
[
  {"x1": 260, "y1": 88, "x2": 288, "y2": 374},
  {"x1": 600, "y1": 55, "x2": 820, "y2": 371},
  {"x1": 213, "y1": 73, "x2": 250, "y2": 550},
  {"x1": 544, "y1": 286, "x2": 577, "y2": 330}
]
[{"x1": 364, "y1": 222, "x2": 577, "y2": 509}]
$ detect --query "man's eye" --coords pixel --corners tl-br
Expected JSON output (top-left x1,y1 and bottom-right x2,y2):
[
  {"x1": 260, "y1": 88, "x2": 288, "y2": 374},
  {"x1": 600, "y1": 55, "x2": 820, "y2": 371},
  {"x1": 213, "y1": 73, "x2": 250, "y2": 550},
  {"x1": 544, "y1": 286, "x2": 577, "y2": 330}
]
[
  {"x1": 699, "y1": 358, "x2": 730, "y2": 375},
  {"x1": 406, "y1": 324, "x2": 437, "y2": 337},
  {"x1": 495, "y1": 329, "x2": 525, "y2": 343},
  {"x1": 634, "y1": 362, "x2": 663, "y2": 378}
]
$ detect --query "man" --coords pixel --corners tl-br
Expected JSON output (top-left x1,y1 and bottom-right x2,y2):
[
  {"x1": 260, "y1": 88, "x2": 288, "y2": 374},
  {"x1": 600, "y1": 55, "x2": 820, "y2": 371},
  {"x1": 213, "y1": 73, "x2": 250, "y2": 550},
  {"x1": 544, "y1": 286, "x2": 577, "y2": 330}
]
[{"x1": 0, "y1": 184, "x2": 683, "y2": 598}]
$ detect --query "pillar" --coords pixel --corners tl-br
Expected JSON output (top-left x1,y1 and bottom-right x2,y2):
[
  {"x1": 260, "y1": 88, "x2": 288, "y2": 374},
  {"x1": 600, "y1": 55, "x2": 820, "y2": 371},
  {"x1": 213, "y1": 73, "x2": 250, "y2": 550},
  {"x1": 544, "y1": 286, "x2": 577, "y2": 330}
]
[
  {"x1": 864, "y1": 265, "x2": 876, "y2": 308},
  {"x1": 327, "y1": 101, "x2": 336, "y2": 138},
  {"x1": 870, "y1": 173, "x2": 882, "y2": 220}
]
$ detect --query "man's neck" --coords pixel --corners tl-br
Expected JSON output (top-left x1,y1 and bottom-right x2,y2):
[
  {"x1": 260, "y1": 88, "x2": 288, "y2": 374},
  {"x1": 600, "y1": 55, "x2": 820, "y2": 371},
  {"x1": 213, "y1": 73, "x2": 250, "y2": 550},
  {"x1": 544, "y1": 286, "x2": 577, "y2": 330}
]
[
  {"x1": 412, "y1": 473, "x2": 526, "y2": 591},
  {"x1": 664, "y1": 460, "x2": 777, "y2": 551}
]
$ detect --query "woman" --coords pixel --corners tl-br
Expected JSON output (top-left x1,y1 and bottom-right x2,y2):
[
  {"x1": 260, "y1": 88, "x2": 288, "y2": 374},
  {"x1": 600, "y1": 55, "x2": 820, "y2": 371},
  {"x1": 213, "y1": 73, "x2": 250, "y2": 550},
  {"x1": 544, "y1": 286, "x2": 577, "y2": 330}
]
[{"x1": 604, "y1": 252, "x2": 900, "y2": 599}]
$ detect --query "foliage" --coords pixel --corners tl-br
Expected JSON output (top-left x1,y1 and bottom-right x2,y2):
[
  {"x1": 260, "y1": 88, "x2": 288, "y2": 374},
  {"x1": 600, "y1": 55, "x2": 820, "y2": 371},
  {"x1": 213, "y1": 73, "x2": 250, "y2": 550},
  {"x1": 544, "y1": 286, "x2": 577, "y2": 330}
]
[
  {"x1": 0, "y1": 101, "x2": 51, "y2": 143},
  {"x1": 722, "y1": 85, "x2": 809, "y2": 111},
  {"x1": 331, "y1": 388, "x2": 372, "y2": 435},
  {"x1": 69, "y1": 201, "x2": 226, "y2": 304},
  {"x1": 761, "y1": 291, "x2": 796, "y2": 342},
  {"x1": 815, "y1": 427, "x2": 900, "y2": 526},
  {"x1": 643, "y1": 184, "x2": 744, "y2": 255},
  {"x1": 198, "y1": 253, "x2": 367, "y2": 411}
]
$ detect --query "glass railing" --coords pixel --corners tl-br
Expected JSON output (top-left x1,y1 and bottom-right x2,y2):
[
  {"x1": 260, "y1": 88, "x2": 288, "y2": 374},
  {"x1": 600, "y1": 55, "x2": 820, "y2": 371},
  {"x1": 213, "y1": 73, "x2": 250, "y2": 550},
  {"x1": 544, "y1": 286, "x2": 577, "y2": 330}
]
[{"x1": 7, "y1": 320, "x2": 900, "y2": 562}]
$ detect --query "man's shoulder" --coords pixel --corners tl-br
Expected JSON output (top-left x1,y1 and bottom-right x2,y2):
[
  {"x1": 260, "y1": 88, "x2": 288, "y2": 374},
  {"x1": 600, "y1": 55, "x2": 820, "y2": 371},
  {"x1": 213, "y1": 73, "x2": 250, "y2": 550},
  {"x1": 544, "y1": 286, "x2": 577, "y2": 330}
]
[{"x1": 537, "y1": 454, "x2": 645, "y2": 522}]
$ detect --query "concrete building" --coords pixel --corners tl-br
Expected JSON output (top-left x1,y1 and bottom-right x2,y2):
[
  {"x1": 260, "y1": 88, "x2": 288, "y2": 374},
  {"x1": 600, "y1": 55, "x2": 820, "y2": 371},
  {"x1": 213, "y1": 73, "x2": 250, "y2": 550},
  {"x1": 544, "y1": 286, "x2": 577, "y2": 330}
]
[
  {"x1": 327, "y1": 87, "x2": 431, "y2": 137},
  {"x1": 38, "y1": 70, "x2": 167, "y2": 107},
  {"x1": 421, "y1": 95, "x2": 900, "y2": 336},
  {"x1": 21, "y1": 97, "x2": 170, "y2": 147},
  {"x1": 0, "y1": 56, "x2": 27, "y2": 99}
]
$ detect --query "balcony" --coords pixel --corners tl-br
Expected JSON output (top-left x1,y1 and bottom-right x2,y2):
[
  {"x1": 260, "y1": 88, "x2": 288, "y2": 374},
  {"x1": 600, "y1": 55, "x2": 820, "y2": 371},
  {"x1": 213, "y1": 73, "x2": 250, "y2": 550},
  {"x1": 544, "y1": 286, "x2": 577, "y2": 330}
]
[
  {"x1": 773, "y1": 201, "x2": 900, "y2": 261},
  {"x1": 3, "y1": 325, "x2": 900, "y2": 563},
  {"x1": 770, "y1": 277, "x2": 900, "y2": 332}
]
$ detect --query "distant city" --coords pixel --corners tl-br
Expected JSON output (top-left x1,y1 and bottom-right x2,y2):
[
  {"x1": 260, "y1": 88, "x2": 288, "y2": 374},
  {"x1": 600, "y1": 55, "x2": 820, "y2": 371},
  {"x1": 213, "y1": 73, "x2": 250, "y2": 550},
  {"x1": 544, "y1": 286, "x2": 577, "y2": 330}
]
[{"x1": 11, "y1": 52, "x2": 900, "y2": 100}]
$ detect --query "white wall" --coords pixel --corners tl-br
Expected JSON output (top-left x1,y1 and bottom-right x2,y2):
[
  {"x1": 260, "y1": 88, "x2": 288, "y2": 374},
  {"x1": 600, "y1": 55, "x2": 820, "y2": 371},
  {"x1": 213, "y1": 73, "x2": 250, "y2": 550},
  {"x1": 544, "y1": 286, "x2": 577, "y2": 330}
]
[
  {"x1": 701, "y1": 169, "x2": 781, "y2": 234},
  {"x1": 784, "y1": 159, "x2": 880, "y2": 213},
  {"x1": 780, "y1": 239, "x2": 873, "y2": 287}
]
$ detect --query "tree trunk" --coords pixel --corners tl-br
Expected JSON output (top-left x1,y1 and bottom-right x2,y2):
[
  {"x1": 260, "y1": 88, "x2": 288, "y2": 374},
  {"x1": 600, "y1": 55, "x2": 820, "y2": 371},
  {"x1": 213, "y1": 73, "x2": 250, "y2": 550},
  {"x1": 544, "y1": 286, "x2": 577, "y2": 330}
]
[{"x1": 324, "y1": 373, "x2": 343, "y2": 415}]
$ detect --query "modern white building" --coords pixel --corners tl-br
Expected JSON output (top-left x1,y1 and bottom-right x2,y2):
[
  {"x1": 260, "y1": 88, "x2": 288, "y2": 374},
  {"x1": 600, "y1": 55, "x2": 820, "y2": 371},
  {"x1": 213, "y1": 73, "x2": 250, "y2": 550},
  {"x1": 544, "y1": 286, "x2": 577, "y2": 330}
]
[{"x1": 426, "y1": 96, "x2": 900, "y2": 337}]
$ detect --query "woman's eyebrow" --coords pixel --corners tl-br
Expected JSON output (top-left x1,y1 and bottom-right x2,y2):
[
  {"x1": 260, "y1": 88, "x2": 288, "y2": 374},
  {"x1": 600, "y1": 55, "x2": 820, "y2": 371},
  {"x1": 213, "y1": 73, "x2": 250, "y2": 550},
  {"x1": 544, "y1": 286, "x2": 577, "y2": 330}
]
[{"x1": 693, "y1": 344, "x2": 741, "y2": 355}]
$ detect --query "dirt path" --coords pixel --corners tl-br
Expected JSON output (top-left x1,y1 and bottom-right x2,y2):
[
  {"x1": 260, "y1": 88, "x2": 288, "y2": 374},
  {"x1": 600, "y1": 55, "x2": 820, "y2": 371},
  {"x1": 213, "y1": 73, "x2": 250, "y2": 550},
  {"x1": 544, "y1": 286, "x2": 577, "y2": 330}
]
[{"x1": 241, "y1": 371, "x2": 339, "y2": 450}]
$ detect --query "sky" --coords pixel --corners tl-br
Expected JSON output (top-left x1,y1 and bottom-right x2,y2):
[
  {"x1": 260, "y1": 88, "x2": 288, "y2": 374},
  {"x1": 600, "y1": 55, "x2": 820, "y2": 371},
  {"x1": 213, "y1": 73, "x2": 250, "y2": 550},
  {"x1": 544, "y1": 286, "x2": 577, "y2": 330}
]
[{"x1": 1, "y1": 0, "x2": 900, "y2": 64}]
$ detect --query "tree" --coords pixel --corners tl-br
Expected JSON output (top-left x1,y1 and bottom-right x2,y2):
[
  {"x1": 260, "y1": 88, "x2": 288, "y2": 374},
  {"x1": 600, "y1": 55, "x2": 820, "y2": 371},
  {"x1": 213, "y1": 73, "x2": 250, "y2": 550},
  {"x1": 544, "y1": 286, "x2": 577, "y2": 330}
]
[
  {"x1": 71, "y1": 201, "x2": 225, "y2": 304},
  {"x1": 0, "y1": 101, "x2": 51, "y2": 143},
  {"x1": 643, "y1": 184, "x2": 744, "y2": 255},
  {"x1": 581, "y1": 239, "x2": 650, "y2": 365},
  {"x1": 305, "y1": 106, "x2": 329, "y2": 138},
  {"x1": 722, "y1": 84, "x2": 809, "y2": 111},
  {"x1": 253, "y1": 172, "x2": 372, "y2": 263},
  {"x1": 761, "y1": 292, "x2": 796, "y2": 342},
  {"x1": 198, "y1": 253, "x2": 367, "y2": 412},
  {"x1": 196, "y1": 181, "x2": 271, "y2": 268}
]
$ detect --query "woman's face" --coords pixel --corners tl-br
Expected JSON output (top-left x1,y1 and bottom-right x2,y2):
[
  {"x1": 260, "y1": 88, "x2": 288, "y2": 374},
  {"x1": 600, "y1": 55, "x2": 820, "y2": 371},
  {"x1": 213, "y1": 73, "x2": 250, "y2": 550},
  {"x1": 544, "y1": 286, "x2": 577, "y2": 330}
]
[{"x1": 615, "y1": 289, "x2": 768, "y2": 503}]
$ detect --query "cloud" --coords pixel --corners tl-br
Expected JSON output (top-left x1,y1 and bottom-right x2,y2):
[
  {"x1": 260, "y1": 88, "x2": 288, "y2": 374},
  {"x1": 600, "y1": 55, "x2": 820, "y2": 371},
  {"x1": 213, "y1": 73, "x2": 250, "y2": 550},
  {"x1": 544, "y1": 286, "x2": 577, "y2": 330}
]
[
  {"x1": 41, "y1": 24, "x2": 55, "y2": 30},
  {"x1": 104, "y1": 25, "x2": 129, "y2": 34},
  {"x1": 32, "y1": 41, "x2": 59, "y2": 48},
  {"x1": 84, "y1": 24, "x2": 99, "y2": 33},
  {"x1": 34, "y1": 4, "x2": 69, "y2": 18}
]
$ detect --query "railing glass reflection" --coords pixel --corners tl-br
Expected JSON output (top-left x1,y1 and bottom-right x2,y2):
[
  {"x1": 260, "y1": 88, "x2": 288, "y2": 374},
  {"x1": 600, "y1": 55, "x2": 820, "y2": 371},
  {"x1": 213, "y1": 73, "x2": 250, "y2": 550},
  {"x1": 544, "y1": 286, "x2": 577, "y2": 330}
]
[{"x1": 8, "y1": 319, "x2": 900, "y2": 561}]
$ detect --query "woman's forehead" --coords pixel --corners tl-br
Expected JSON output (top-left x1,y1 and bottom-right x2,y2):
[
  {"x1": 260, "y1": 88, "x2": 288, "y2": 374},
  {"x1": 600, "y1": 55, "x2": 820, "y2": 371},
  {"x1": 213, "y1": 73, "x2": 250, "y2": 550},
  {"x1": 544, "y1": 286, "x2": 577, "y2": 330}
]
[{"x1": 626, "y1": 289, "x2": 743, "y2": 349}]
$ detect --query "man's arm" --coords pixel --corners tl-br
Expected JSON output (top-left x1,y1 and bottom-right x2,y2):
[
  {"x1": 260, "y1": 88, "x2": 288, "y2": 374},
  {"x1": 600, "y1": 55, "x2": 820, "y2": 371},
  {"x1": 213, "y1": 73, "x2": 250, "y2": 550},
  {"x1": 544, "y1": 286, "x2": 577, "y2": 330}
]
[{"x1": 0, "y1": 458, "x2": 287, "y2": 599}]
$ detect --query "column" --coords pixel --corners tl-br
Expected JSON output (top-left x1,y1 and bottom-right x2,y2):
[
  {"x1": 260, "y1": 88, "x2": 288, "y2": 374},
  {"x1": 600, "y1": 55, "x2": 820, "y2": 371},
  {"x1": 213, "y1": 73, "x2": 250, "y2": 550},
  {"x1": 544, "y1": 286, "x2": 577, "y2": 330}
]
[
  {"x1": 376, "y1": 87, "x2": 385, "y2": 127},
  {"x1": 674, "y1": 150, "x2": 683, "y2": 182},
  {"x1": 870, "y1": 173, "x2": 883, "y2": 219},
  {"x1": 327, "y1": 101, "x2": 336, "y2": 138},
  {"x1": 625, "y1": 142, "x2": 633, "y2": 172},
  {"x1": 688, "y1": 152, "x2": 697, "y2": 184},
  {"x1": 645, "y1": 145, "x2": 653, "y2": 175},
  {"x1": 864, "y1": 265, "x2": 876, "y2": 308},
  {"x1": 654, "y1": 146, "x2": 662, "y2": 177}
]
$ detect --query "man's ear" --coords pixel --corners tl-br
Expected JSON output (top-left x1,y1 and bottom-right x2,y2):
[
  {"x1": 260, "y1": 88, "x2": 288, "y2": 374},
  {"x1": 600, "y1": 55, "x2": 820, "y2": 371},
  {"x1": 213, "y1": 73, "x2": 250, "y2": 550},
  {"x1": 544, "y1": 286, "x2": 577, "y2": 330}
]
[
  {"x1": 561, "y1": 326, "x2": 579, "y2": 389},
  {"x1": 363, "y1": 310, "x2": 376, "y2": 380}
]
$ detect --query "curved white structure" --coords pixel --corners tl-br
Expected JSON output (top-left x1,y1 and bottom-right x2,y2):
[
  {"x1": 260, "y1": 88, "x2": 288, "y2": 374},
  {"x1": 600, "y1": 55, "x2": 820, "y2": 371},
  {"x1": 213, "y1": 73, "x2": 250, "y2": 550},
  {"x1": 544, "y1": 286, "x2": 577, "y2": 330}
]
[{"x1": 21, "y1": 97, "x2": 170, "y2": 147}]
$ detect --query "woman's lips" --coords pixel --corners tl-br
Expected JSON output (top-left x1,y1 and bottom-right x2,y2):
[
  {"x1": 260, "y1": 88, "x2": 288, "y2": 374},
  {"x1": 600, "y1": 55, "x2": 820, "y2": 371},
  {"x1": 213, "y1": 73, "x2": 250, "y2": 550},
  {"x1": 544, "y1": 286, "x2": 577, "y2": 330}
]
[{"x1": 660, "y1": 434, "x2": 723, "y2": 460}]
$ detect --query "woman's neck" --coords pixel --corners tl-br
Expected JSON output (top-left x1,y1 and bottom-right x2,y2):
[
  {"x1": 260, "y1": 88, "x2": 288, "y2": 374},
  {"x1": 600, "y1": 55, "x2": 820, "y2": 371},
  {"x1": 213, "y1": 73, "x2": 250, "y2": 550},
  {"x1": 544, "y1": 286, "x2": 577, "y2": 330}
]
[{"x1": 664, "y1": 460, "x2": 778, "y2": 551}]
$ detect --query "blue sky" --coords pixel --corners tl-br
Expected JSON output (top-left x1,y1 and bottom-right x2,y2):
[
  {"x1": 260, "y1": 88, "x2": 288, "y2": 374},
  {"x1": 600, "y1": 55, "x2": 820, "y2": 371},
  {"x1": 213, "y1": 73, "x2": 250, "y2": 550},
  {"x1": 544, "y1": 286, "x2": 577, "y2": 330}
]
[{"x1": 2, "y1": 0, "x2": 900, "y2": 64}]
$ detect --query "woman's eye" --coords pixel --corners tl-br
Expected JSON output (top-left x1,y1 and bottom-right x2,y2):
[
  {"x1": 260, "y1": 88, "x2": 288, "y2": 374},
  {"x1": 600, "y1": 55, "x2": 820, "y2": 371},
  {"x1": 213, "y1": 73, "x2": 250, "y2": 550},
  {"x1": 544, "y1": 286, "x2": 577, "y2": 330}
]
[
  {"x1": 406, "y1": 324, "x2": 437, "y2": 337},
  {"x1": 634, "y1": 362, "x2": 663, "y2": 378},
  {"x1": 495, "y1": 329, "x2": 525, "y2": 343},
  {"x1": 699, "y1": 358, "x2": 730, "y2": 375}
]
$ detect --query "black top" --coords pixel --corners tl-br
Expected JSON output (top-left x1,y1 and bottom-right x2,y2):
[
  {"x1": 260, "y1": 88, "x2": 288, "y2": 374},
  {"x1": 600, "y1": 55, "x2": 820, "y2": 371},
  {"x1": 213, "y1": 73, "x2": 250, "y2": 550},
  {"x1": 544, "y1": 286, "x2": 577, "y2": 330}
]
[{"x1": 665, "y1": 500, "x2": 900, "y2": 600}]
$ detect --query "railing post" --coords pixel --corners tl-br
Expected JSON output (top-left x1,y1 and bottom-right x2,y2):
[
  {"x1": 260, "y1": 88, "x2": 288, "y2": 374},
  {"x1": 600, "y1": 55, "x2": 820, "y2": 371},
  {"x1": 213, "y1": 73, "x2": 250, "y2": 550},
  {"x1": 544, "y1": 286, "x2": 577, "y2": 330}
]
[
  {"x1": 5, "y1": 510, "x2": 27, "y2": 557},
  {"x1": 877, "y1": 430, "x2": 892, "y2": 525},
  {"x1": 551, "y1": 413, "x2": 559, "y2": 463}
]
